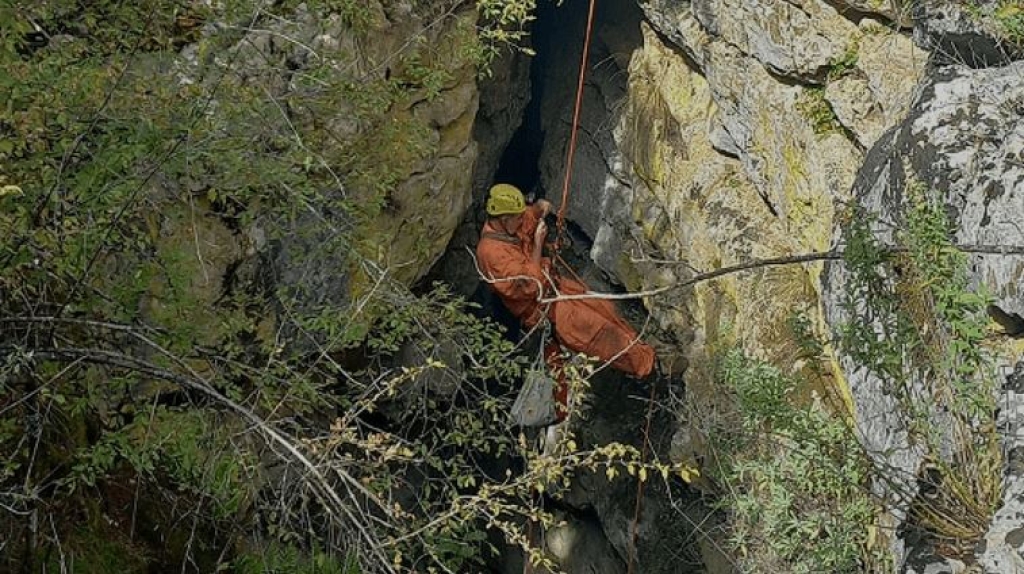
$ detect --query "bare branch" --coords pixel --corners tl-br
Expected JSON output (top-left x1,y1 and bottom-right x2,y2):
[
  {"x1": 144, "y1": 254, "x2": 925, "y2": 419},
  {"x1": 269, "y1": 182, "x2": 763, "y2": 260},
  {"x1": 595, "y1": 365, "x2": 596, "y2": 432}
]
[
  {"x1": 534, "y1": 244, "x2": 1024, "y2": 304},
  {"x1": 0, "y1": 345, "x2": 399, "y2": 573}
]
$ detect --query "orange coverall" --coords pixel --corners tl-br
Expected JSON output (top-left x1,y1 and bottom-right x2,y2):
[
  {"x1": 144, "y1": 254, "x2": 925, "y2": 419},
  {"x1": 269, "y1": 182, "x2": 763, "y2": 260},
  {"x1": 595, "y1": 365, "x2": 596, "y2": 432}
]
[{"x1": 476, "y1": 204, "x2": 656, "y2": 409}]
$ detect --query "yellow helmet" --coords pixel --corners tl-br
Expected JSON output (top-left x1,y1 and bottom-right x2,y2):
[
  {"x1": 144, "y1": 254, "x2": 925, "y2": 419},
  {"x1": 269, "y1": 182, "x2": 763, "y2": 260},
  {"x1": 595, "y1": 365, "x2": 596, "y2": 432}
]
[{"x1": 486, "y1": 184, "x2": 526, "y2": 216}]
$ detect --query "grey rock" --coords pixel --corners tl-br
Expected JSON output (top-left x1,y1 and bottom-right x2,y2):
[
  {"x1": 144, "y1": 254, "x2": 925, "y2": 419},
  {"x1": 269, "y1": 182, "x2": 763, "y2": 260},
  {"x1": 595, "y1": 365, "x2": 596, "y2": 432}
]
[
  {"x1": 913, "y1": 0, "x2": 1023, "y2": 67},
  {"x1": 545, "y1": 511, "x2": 626, "y2": 574},
  {"x1": 979, "y1": 362, "x2": 1024, "y2": 572},
  {"x1": 639, "y1": 0, "x2": 709, "y2": 68},
  {"x1": 824, "y1": 60, "x2": 1024, "y2": 567},
  {"x1": 832, "y1": 0, "x2": 913, "y2": 26}
]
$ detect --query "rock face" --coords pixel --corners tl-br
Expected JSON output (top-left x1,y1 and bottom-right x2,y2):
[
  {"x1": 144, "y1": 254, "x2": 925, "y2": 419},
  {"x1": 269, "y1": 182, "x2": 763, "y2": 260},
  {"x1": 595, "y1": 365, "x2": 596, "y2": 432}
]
[
  {"x1": 512, "y1": 0, "x2": 1022, "y2": 571},
  {"x1": 534, "y1": 0, "x2": 641, "y2": 249},
  {"x1": 429, "y1": 47, "x2": 533, "y2": 300},
  {"x1": 523, "y1": 0, "x2": 924, "y2": 402},
  {"x1": 404, "y1": 0, "x2": 1020, "y2": 571},
  {"x1": 981, "y1": 362, "x2": 1024, "y2": 573},
  {"x1": 170, "y1": 2, "x2": 527, "y2": 344},
  {"x1": 557, "y1": 372, "x2": 715, "y2": 574},
  {"x1": 570, "y1": 0, "x2": 924, "y2": 413},
  {"x1": 822, "y1": 60, "x2": 1024, "y2": 570},
  {"x1": 914, "y1": 0, "x2": 1024, "y2": 67},
  {"x1": 515, "y1": 0, "x2": 925, "y2": 570}
]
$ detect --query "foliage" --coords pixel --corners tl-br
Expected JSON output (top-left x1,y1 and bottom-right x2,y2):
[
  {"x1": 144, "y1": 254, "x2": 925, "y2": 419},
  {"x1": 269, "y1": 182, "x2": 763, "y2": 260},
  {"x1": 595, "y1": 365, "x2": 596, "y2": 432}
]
[
  {"x1": 65, "y1": 407, "x2": 256, "y2": 519},
  {"x1": 707, "y1": 178, "x2": 1003, "y2": 571},
  {"x1": 995, "y1": 1, "x2": 1024, "y2": 44},
  {"x1": 0, "y1": 1, "x2": 696, "y2": 572},
  {"x1": 827, "y1": 40, "x2": 859, "y2": 82},
  {"x1": 712, "y1": 350, "x2": 880, "y2": 573},
  {"x1": 796, "y1": 88, "x2": 842, "y2": 137},
  {"x1": 476, "y1": 0, "x2": 538, "y2": 64},
  {"x1": 838, "y1": 179, "x2": 1001, "y2": 545},
  {"x1": 235, "y1": 542, "x2": 359, "y2": 574},
  {"x1": 44, "y1": 521, "x2": 150, "y2": 574},
  {"x1": 964, "y1": 0, "x2": 1024, "y2": 45}
]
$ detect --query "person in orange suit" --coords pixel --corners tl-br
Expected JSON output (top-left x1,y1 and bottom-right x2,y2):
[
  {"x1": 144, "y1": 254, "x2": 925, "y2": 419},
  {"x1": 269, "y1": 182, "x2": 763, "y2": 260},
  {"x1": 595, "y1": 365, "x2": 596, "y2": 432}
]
[{"x1": 475, "y1": 183, "x2": 656, "y2": 419}]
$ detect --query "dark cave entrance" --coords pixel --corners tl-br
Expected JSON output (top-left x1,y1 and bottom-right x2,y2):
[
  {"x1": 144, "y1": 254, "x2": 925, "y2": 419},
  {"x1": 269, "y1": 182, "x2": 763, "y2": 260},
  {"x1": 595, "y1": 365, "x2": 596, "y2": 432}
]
[
  {"x1": 420, "y1": 0, "x2": 649, "y2": 321},
  {"x1": 418, "y1": 3, "x2": 718, "y2": 572},
  {"x1": 488, "y1": 0, "x2": 561, "y2": 197},
  {"x1": 490, "y1": 0, "x2": 648, "y2": 259},
  {"x1": 490, "y1": 0, "x2": 644, "y2": 203}
]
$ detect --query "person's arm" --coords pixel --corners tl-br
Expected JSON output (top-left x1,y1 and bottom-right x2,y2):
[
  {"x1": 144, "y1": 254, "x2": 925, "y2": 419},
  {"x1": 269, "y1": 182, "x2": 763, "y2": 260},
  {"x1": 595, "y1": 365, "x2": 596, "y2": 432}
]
[
  {"x1": 531, "y1": 218, "x2": 547, "y2": 264},
  {"x1": 526, "y1": 200, "x2": 552, "y2": 264},
  {"x1": 478, "y1": 242, "x2": 545, "y2": 302}
]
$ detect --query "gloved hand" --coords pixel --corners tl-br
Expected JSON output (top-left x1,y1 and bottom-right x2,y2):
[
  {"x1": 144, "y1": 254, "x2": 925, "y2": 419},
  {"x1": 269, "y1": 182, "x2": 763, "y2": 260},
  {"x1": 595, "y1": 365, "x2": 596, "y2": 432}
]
[{"x1": 534, "y1": 218, "x2": 548, "y2": 244}]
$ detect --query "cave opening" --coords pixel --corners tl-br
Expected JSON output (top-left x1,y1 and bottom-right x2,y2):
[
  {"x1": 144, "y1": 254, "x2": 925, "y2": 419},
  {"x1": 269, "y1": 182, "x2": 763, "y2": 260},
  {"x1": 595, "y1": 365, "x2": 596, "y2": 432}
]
[
  {"x1": 491, "y1": 0, "x2": 645, "y2": 206},
  {"x1": 489, "y1": 0, "x2": 561, "y2": 197},
  {"x1": 491, "y1": 0, "x2": 648, "y2": 254},
  {"x1": 419, "y1": 0, "x2": 649, "y2": 315}
]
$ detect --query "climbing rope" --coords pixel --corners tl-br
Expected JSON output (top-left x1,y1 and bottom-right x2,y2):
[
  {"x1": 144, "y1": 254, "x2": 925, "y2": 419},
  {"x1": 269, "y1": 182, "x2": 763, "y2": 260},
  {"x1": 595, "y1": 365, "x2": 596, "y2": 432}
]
[
  {"x1": 531, "y1": 0, "x2": 659, "y2": 568},
  {"x1": 553, "y1": 0, "x2": 598, "y2": 252},
  {"x1": 548, "y1": 0, "x2": 657, "y2": 568}
]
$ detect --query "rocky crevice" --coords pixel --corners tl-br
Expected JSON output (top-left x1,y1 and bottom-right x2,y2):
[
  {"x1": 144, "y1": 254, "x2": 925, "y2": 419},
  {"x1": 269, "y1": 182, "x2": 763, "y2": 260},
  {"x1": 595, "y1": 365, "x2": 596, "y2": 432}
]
[
  {"x1": 463, "y1": 0, "x2": 1023, "y2": 572},
  {"x1": 422, "y1": 0, "x2": 1024, "y2": 571}
]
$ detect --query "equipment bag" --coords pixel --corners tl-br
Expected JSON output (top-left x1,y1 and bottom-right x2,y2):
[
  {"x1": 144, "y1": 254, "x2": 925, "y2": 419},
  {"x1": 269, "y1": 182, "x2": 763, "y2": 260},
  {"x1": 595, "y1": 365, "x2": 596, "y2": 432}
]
[{"x1": 510, "y1": 368, "x2": 558, "y2": 428}]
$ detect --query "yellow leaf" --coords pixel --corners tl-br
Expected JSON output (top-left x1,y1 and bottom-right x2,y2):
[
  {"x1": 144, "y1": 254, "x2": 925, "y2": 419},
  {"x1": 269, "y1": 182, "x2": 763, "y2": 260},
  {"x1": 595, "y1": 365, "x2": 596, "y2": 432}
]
[
  {"x1": 678, "y1": 465, "x2": 701, "y2": 483},
  {"x1": 638, "y1": 467, "x2": 647, "y2": 482}
]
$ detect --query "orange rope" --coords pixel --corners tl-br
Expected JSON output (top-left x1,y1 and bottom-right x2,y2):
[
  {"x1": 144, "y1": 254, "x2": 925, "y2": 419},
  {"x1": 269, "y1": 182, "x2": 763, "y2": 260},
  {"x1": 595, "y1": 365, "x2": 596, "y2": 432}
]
[{"x1": 554, "y1": 0, "x2": 598, "y2": 252}]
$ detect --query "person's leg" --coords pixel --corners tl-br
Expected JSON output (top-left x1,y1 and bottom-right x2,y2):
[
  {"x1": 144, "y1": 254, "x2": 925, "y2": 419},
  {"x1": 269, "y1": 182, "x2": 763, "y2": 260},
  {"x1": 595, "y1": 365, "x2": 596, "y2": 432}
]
[{"x1": 551, "y1": 299, "x2": 656, "y2": 378}]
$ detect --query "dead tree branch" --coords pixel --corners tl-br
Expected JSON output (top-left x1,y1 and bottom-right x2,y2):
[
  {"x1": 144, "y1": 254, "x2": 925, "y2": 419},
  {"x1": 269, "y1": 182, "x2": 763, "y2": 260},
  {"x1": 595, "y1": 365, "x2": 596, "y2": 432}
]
[
  {"x1": 534, "y1": 244, "x2": 1024, "y2": 304},
  {"x1": 0, "y1": 345, "x2": 399, "y2": 573}
]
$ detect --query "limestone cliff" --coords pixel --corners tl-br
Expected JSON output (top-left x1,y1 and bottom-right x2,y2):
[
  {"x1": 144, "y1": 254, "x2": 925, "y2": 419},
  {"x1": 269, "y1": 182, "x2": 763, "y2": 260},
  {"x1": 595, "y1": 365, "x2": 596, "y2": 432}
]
[
  {"x1": 823, "y1": 59, "x2": 1024, "y2": 572},
  {"x1": 516, "y1": 0, "x2": 1023, "y2": 571},
  {"x1": 163, "y1": 1, "x2": 519, "y2": 345}
]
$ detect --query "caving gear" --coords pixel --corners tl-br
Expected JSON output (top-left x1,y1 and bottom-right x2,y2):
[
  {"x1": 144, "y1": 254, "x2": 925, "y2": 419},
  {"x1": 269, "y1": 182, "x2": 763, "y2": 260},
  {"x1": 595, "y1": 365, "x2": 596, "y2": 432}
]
[
  {"x1": 510, "y1": 330, "x2": 559, "y2": 428},
  {"x1": 507, "y1": 362, "x2": 557, "y2": 425},
  {"x1": 510, "y1": 369, "x2": 558, "y2": 427},
  {"x1": 476, "y1": 200, "x2": 656, "y2": 387},
  {"x1": 486, "y1": 184, "x2": 527, "y2": 216}
]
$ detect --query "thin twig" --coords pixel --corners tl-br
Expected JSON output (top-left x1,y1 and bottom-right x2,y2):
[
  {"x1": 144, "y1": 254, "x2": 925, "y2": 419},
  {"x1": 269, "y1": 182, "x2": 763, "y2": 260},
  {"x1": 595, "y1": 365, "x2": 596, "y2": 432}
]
[{"x1": 3, "y1": 345, "x2": 399, "y2": 573}]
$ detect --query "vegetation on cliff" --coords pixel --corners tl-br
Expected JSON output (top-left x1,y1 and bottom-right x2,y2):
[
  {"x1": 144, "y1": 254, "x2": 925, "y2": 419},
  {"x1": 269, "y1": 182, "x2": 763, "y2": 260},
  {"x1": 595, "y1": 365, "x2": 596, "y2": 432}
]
[{"x1": 0, "y1": 1, "x2": 704, "y2": 572}]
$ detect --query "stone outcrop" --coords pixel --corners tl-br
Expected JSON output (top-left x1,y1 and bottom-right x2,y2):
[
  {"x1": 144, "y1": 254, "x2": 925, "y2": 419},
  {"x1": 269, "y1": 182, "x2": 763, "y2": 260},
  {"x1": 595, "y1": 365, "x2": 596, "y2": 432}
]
[
  {"x1": 556, "y1": 372, "x2": 715, "y2": 574},
  {"x1": 981, "y1": 362, "x2": 1024, "y2": 573},
  {"x1": 514, "y1": 0, "x2": 926, "y2": 570},
  {"x1": 534, "y1": 0, "x2": 641, "y2": 248},
  {"x1": 521, "y1": 0, "x2": 925, "y2": 401},
  {"x1": 914, "y1": 0, "x2": 1024, "y2": 67},
  {"x1": 430, "y1": 47, "x2": 533, "y2": 299},
  {"x1": 504, "y1": 0, "x2": 1020, "y2": 570},
  {"x1": 823, "y1": 59, "x2": 1024, "y2": 570},
  {"x1": 170, "y1": 2, "x2": 524, "y2": 346},
  {"x1": 576, "y1": 0, "x2": 924, "y2": 405}
]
